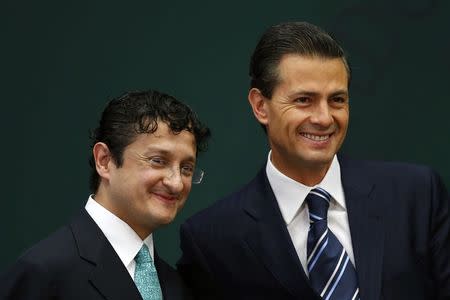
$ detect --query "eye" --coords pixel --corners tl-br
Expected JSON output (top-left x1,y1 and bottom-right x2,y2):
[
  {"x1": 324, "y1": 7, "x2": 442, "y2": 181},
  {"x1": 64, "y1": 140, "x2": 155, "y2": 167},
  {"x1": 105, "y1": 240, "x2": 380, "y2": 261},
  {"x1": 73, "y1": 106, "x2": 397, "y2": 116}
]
[
  {"x1": 331, "y1": 96, "x2": 348, "y2": 104},
  {"x1": 180, "y1": 164, "x2": 194, "y2": 177},
  {"x1": 294, "y1": 97, "x2": 311, "y2": 104},
  {"x1": 149, "y1": 157, "x2": 167, "y2": 167}
]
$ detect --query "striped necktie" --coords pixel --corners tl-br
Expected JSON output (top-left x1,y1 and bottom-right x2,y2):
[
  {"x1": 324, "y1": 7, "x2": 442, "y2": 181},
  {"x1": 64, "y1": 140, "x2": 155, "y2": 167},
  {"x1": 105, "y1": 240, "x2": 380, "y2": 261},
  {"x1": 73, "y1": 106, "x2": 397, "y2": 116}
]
[
  {"x1": 134, "y1": 244, "x2": 163, "y2": 300},
  {"x1": 306, "y1": 187, "x2": 359, "y2": 300}
]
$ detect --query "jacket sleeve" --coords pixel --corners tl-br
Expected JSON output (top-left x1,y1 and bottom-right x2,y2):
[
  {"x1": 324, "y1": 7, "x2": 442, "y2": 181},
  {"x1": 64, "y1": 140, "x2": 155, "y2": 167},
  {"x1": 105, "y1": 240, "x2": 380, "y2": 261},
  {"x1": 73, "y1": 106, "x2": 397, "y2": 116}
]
[
  {"x1": 428, "y1": 170, "x2": 450, "y2": 300},
  {"x1": 0, "y1": 257, "x2": 53, "y2": 300}
]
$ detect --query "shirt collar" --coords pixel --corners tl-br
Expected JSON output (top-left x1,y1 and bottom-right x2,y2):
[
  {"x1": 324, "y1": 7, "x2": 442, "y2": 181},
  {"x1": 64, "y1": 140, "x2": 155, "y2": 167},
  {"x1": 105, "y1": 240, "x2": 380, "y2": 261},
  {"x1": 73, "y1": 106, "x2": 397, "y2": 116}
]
[
  {"x1": 265, "y1": 152, "x2": 346, "y2": 225},
  {"x1": 85, "y1": 196, "x2": 154, "y2": 268}
]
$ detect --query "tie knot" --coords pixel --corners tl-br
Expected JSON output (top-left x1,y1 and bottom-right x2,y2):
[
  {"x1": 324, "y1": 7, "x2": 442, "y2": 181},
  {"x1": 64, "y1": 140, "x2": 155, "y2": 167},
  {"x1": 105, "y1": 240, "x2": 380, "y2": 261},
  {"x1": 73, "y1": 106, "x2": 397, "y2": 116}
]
[
  {"x1": 306, "y1": 187, "x2": 331, "y2": 220},
  {"x1": 135, "y1": 244, "x2": 152, "y2": 264}
]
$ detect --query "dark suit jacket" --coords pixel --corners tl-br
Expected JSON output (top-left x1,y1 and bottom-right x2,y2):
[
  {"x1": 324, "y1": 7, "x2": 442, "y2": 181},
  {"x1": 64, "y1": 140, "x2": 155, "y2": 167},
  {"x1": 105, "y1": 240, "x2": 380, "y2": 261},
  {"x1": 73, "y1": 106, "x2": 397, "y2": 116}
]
[
  {"x1": 0, "y1": 209, "x2": 192, "y2": 300},
  {"x1": 177, "y1": 156, "x2": 450, "y2": 300}
]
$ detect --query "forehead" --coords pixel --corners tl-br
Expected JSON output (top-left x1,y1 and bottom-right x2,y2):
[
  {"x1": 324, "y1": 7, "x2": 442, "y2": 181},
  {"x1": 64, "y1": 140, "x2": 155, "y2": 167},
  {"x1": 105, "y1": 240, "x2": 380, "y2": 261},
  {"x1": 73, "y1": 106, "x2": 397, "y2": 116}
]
[
  {"x1": 275, "y1": 54, "x2": 348, "y2": 91},
  {"x1": 128, "y1": 121, "x2": 197, "y2": 158}
]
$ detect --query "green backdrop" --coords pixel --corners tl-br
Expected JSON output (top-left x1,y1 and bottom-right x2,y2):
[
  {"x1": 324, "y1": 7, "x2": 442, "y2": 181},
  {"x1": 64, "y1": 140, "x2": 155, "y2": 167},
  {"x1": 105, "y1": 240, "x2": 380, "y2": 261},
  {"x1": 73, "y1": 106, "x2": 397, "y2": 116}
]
[{"x1": 2, "y1": 0, "x2": 449, "y2": 270}]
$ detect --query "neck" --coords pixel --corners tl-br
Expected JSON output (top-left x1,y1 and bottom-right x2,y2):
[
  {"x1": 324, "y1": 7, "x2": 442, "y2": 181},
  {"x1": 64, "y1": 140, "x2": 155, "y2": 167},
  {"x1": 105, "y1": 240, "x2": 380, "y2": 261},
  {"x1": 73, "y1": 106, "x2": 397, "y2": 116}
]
[
  {"x1": 270, "y1": 154, "x2": 332, "y2": 187},
  {"x1": 94, "y1": 186, "x2": 155, "y2": 240}
]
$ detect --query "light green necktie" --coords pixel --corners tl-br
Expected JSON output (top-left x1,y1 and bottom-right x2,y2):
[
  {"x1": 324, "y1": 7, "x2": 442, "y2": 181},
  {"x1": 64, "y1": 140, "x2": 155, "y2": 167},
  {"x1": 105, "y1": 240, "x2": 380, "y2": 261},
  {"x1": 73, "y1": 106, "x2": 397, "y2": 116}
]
[{"x1": 134, "y1": 244, "x2": 163, "y2": 300}]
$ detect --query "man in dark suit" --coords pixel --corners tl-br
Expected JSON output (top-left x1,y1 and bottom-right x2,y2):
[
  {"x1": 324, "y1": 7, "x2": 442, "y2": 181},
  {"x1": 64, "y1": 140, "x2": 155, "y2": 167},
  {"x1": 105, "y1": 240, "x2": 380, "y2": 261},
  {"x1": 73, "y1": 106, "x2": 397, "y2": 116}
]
[
  {"x1": 0, "y1": 90, "x2": 210, "y2": 300},
  {"x1": 177, "y1": 22, "x2": 450, "y2": 299}
]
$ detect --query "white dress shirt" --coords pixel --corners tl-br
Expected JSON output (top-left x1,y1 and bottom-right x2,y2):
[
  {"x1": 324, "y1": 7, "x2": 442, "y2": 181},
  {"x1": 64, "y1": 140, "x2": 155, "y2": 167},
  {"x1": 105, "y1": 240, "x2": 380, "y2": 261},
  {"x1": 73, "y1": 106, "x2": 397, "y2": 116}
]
[
  {"x1": 265, "y1": 152, "x2": 355, "y2": 276},
  {"x1": 85, "y1": 196, "x2": 155, "y2": 279}
]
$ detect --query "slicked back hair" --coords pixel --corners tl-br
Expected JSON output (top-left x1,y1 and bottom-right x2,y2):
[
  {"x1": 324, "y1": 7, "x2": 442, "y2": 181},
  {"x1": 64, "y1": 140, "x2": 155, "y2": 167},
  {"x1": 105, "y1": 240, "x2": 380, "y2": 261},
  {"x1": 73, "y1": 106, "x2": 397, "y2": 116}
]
[{"x1": 249, "y1": 21, "x2": 350, "y2": 99}]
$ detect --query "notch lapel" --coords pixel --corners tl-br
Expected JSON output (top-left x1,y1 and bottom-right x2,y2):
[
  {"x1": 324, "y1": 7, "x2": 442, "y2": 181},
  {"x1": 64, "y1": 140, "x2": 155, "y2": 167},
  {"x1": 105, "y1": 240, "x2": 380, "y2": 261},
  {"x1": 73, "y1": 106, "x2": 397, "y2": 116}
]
[
  {"x1": 70, "y1": 210, "x2": 142, "y2": 300},
  {"x1": 243, "y1": 169, "x2": 319, "y2": 299},
  {"x1": 340, "y1": 157, "x2": 385, "y2": 300},
  {"x1": 154, "y1": 251, "x2": 175, "y2": 300}
]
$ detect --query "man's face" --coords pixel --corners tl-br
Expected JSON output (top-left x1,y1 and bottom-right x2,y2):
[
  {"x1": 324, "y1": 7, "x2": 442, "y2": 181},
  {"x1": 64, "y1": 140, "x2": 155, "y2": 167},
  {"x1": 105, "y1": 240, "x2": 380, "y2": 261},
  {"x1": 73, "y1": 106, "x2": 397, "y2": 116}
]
[
  {"x1": 260, "y1": 55, "x2": 349, "y2": 184},
  {"x1": 102, "y1": 121, "x2": 196, "y2": 238}
]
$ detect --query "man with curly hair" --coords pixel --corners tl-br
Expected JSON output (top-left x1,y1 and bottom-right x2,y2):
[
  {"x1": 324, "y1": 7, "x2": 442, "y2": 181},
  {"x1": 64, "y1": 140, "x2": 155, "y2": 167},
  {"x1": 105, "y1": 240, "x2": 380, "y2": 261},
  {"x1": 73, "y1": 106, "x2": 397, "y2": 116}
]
[{"x1": 1, "y1": 90, "x2": 210, "y2": 300}]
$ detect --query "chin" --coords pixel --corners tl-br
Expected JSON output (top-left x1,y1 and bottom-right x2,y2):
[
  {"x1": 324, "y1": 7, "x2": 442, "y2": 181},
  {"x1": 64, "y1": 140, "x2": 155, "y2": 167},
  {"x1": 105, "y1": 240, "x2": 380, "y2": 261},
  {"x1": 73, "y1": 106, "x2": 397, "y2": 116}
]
[
  {"x1": 300, "y1": 153, "x2": 335, "y2": 167},
  {"x1": 153, "y1": 211, "x2": 178, "y2": 226},
  {"x1": 149, "y1": 202, "x2": 185, "y2": 226}
]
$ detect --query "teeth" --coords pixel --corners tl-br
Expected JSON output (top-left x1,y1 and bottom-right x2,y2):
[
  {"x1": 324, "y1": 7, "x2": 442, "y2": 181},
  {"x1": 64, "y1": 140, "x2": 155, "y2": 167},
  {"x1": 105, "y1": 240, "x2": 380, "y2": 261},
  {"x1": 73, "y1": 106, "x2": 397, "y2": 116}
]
[{"x1": 301, "y1": 133, "x2": 330, "y2": 141}]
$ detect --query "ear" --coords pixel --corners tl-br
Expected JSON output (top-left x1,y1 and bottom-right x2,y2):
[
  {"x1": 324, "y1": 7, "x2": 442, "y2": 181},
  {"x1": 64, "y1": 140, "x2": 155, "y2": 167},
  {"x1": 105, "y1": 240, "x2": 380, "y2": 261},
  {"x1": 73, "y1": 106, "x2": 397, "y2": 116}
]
[
  {"x1": 248, "y1": 88, "x2": 269, "y2": 125},
  {"x1": 93, "y1": 142, "x2": 113, "y2": 181}
]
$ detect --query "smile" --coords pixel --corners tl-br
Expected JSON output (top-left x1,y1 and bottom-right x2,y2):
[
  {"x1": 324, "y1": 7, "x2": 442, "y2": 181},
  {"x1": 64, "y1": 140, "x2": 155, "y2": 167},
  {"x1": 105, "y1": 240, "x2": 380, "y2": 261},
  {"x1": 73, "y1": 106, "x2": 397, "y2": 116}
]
[
  {"x1": 300, "y1": 133, "x2": 331, "y2": 141},
  {"x1": 152, "y1": 192, "x2": 178, "y2": 202}
]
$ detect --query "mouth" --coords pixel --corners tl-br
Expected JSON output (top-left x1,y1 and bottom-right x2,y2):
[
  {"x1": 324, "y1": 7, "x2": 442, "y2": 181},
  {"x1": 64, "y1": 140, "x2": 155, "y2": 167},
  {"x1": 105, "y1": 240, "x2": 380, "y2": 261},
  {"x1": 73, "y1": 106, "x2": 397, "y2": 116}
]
[
  {"x1": 299, "y1": 132, "x2": 333, "y2": 141},
  {"x1": 152, "y1": 192, "x2": 178, "y2": 203}
]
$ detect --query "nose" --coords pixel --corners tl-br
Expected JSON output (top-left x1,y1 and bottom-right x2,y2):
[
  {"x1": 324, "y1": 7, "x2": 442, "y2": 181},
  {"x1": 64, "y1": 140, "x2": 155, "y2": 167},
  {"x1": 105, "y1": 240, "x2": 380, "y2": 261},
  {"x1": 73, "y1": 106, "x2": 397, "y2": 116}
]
[
  {"x1": 310, "y1": 100, "x2": 333, "y2": 128},
  {"x1": 162, "y1": 167, "x2": 184, "y2": 193}
]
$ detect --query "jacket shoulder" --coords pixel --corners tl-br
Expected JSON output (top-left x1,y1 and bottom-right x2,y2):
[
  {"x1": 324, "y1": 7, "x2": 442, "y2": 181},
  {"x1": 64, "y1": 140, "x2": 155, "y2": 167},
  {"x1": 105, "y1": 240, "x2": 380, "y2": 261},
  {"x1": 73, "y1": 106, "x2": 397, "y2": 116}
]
[
  {"x1": 339, "y1": 156, "x2": 438, "y2": 182},
  {"x1": 0, "y1": 225, "x2": 78, "y2": 298},
  {"x1": 186, "y1": 169, "x2": 265, "y2": 224},
  {"x1": 7, "y1": 225, "x2": 77, "y2": 272}
]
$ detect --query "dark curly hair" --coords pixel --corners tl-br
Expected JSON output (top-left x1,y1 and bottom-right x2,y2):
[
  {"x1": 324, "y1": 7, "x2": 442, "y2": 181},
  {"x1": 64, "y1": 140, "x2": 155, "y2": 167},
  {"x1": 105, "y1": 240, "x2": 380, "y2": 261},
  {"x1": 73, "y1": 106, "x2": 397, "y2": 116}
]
[{"x1": 89, "y1": 90, "x2": 211, "y2": 193}]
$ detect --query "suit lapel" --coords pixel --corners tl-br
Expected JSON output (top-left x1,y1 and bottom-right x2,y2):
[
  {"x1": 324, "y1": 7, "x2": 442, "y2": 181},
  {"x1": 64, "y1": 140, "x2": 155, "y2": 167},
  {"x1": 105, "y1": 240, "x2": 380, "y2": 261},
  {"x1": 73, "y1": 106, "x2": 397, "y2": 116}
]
[
  {"x1": 70, "y1": 210, "x2": 142, "y2": 300},
  {"x1": 156, "y1": 248, "x2": 192, "y2": 300},
  {"x1": 155, "y1": 251, "x2": 171, "y2": 300},
  {"x1": 340, "y1": 156, "x2": 385, "y2": 300},
  {"x1": 243, "y1": 169, "x2": 319, "y2": 299}
]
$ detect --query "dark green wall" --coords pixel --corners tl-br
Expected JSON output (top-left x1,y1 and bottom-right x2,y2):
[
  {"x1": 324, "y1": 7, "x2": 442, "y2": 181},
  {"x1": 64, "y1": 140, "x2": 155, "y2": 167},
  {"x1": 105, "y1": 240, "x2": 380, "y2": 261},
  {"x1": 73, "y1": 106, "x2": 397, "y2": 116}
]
[{"x1": 2, "y1": 0, "x2": 449, "y2": 270}]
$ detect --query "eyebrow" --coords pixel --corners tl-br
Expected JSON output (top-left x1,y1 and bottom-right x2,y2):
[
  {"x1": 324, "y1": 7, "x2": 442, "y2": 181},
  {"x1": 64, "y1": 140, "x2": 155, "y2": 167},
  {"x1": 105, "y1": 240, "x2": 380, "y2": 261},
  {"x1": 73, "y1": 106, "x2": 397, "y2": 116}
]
[
  {"x1": 143, "y1": 147, "x2": 196, "y2": 162},
  {"x1": 329, "y1": 90, "x2": 349, "y2": 97},
  {"x1": 288, "y1": 89, "x2": 349, "y2": 98}
]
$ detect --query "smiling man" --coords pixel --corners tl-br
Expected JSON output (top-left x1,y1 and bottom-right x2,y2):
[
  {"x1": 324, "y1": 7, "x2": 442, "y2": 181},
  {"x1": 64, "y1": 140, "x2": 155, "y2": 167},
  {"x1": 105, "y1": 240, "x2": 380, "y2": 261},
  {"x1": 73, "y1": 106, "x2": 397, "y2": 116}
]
[
  {"x1": 1, "y1": 90, "x2": 210, "y2": 300},
  {"x1": 252, "y1": 54, "x2": 349, "y2": 186},
  {"x1": 177, "y1": 22, "x2": 450, "y2": 300}
]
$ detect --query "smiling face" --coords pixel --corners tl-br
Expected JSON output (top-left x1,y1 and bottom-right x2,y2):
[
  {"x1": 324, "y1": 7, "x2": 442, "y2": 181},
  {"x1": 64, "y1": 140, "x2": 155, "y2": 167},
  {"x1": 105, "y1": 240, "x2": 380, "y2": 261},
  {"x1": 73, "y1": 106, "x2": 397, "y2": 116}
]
[
  {"x1": 249, "y1": 54, "x2": 349, "y2": 185},
  {"x1": 94, "y1": 121, "x2": 197, "y2": 239}
]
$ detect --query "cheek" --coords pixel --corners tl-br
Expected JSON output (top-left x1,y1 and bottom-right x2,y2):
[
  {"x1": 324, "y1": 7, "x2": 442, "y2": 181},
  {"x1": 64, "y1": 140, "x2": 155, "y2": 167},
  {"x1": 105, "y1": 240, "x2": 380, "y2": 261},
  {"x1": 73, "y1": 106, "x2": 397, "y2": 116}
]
[
  {"x1": 178, "y1": 198, "x2": 188, "y2": 210},
  {"x1": 140, "y1": 171, "x2": 164, "y2": 190},
  {"x1": 183, "y1": 183, "x2": 192, "y2": 197},
  {"x1": 284, "y1": 109, "x2": 308, "y2": 126},
  {"x1": 336, "y1": 107, "x2": 349, "y2": 121},
  {"x1": 178, "y1": 183, "x2": 192, "y2": 202},
  {"x1": 336, "y1": 113, "x2": 349, "y2": 130}
]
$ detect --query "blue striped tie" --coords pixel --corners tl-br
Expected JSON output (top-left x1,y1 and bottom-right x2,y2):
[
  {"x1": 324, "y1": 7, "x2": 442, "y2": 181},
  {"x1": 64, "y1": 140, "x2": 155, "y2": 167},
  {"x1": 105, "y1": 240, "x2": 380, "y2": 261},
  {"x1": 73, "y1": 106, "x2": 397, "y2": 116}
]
[
  {"x1": 134, "y1": 244, "x2": 163, "y2": 300},
  {"x1": 306, "y1": 188, "x2": 359, "y2": 300}
]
